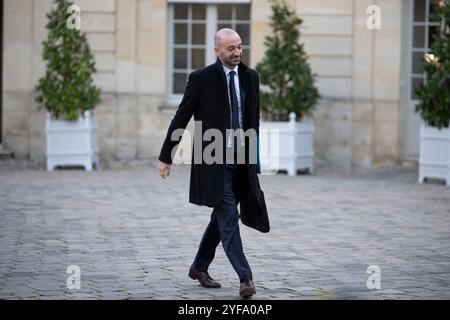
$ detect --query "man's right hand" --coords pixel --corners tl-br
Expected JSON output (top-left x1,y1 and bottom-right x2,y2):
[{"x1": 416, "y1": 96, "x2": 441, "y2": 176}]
[{"x1": 159, "y1": 161, "x2": 171, "y2": 179}]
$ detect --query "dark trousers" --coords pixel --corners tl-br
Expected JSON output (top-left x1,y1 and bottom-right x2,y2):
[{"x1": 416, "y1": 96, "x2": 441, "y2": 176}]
[{"x1": 192, "y1": 163, "x2": 252, "y2": 281}]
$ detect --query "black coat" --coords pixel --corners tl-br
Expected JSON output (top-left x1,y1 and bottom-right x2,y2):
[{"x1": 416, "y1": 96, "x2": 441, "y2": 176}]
[{"x1": 159, "y1": 59, "x2": 269, "y2": 233}]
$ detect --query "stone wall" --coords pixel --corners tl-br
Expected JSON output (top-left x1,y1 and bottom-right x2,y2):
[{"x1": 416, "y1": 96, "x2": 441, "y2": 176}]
[
  {"x1": 2, "y1": 0, "x2": 405, "y2": 168},
  {"x1": 252, "y1": 0, "x2": 403, "y2": 168},
  {"x1": 3, "y1": 0, "x2": 34, "y2": 159},
  {"x1": 3, "y1": 0, "x2": 170, "y2": 163}
]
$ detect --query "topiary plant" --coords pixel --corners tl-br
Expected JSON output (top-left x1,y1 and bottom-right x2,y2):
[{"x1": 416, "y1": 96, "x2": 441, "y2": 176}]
[
  {"x1": 256, "y1": 0, "x2": 319, "y2": 121},
  {"x1": 35, "y1": 0, "x2": 101, "y2": 121},
  {"x1": 414, "y1": 0, "x2": 450, "y2": 129}
]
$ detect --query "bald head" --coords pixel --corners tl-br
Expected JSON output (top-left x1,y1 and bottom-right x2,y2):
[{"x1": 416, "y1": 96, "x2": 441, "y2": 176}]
[
  {"x1": 214, "y1": 28, "x2": 242, "y2": 69},
  {"x1": 214, "y1": 28, "x2": 240, "y2": 47}
]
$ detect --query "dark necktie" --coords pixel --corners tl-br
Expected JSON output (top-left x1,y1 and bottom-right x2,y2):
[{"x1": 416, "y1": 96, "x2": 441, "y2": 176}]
[{"x1": 229, "y1": 71, "x2": 240, "y2": 130}]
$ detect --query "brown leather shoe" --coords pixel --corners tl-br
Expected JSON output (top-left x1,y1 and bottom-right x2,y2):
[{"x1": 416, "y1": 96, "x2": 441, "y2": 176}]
[
  {"x1": 188, "y1": 266, "x2": 221, "y2": 288},
  {"x1": 239, "y1": 278, "x2": 256, "y2": 298}
]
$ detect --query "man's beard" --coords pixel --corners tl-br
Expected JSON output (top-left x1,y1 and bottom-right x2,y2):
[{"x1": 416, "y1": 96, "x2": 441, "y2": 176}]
[{"x1": 228, "y1": 56, "x2": 240, "y2": 66}]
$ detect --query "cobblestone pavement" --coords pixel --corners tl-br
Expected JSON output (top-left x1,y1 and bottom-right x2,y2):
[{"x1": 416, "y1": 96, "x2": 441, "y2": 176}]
[{"x1": 0, "y1": 160, "x2": 449, "y2": 300}]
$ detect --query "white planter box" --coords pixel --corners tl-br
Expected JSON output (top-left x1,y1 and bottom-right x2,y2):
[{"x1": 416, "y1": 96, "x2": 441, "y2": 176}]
[
  {"x1": 46, "y1": 111, "x2": 99, "y2": 171},
  {"x1": 418, "y1": 122, "x2": 450, "y2": 186},
  {"x1": 260, "y1": 112, "x2": 314, "y2": 176}
]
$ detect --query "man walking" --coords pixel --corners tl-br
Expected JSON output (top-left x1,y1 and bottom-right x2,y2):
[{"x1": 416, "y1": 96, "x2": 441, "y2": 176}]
[{"x1": 158, "y1": 28, "x2": 265, "y2": 298}]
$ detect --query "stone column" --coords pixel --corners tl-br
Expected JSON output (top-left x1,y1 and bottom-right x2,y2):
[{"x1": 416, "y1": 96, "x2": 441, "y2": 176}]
[
  {"x1": 296, "y1": 0, "x2": 354, "y2": 168},
  {"x1": 29, "y1": 0, "x2": 53, "y2": 163},
  {"x1": 352, "y1": 0, "x2": 376, "y2": 167},
  {"x1": 136, "y1": 0, "x2": 168, "y2": 159},
  {"x1": 250, "y1": 0, "x2": 272, "y2": 68},
  {"x1": 372, "y1": 0, "x2": 403, "y2": 165},
  {"x1": 2, "y1": 0, "x2": 33, "y2": 158},
  {"x1": 116, "y1": 0, "x2": 137, "y2": 159}
]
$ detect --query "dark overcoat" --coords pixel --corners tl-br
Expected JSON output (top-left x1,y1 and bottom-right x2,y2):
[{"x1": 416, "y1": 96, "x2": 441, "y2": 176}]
[{"x1": 158, "y1": 59, "x2": 269, "y2": 233}]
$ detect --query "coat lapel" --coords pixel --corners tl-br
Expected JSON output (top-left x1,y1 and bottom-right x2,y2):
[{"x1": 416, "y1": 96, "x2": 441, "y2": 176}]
[
  {"x1": 214, "y1": 59, "x2": 228, "y2": 102},
  {"x1": 214, "y1": 59, "x2": 231, "y2": 127},
  {"x1": 239, "y1": 77, "x2": 246, "y2": 123},
  {"x1": 238, "y1": 62, "x2": 251, "y2": 130}
]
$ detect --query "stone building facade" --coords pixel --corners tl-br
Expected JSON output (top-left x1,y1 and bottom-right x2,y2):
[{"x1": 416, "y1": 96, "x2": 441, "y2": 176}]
[{"x1": 1, "y1": 0, "x2": 434, "y2": 168}]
